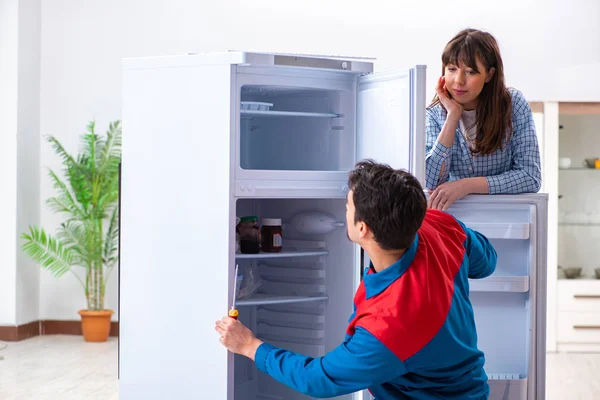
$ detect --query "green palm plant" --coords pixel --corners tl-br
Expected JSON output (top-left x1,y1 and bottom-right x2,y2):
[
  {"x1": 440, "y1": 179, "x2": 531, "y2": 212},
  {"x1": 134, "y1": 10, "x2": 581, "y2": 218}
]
[{"x1": 21, "y1": 121, "x2": 122, "y2": 311}]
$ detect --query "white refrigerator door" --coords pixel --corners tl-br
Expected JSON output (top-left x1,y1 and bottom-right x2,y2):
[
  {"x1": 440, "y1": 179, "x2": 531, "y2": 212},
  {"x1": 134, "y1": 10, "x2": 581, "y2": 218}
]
[
  {"x1": 355, "y1": 66, "x2": 426, "y2": 400},
  {"x1": 119, "y1": 59, "x2": 235, "y2": 400},
  {"x1": 356, "y1": 66, "x2": 426, "y2": 182},
  {"x1": 447, "y1": 194, "x2": 548, "y2": 400}
]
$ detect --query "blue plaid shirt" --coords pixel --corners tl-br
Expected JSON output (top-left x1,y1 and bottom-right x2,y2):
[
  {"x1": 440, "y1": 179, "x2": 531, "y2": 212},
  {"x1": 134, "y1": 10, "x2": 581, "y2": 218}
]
[{"x1": 425, "y1": 88, "x2": 541, "y2": 194}]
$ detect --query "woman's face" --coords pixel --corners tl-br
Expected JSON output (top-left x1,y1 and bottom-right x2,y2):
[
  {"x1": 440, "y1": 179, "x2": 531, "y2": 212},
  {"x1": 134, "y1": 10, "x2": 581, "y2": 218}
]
[{"x1": 444, "y1": 56, "x2": 494, "y2": 110}]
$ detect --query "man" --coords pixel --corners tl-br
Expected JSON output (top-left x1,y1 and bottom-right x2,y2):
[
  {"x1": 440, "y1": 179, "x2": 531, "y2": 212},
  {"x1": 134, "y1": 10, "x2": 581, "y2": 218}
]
[{"x1": 215, "y1": 160, "x2": 497, "y2": 399}]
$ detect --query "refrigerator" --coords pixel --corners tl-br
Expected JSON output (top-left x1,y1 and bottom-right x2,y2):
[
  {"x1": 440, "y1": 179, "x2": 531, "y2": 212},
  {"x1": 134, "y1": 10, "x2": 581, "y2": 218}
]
[{"x1": 118, "y1": 51, "x2": 547, "y2": 400}]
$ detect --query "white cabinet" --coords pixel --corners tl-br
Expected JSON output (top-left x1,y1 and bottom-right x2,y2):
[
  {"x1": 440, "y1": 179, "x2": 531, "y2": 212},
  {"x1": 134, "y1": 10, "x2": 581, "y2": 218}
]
[
  {"x1": 532, "y1": 101, "x2": 600, "y2": 354},
  {"x1": 557, "y1": 280, "x2": 600, "y2": 352}
]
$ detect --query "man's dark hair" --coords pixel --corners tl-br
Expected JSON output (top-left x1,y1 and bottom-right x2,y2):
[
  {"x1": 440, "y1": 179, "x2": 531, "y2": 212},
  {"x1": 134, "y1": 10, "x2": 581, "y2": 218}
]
[{"x1": 348, "y1": 159, "x2": 427, "y2": 250}]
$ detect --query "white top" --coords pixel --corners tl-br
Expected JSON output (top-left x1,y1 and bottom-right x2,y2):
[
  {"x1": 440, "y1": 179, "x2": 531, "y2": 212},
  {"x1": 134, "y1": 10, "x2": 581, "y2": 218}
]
[
  {"x1": 459, "y1": 109, "x2": 478, "y2": 150},
  {"x1": 262, "y1": 218, "x2": 282, "y2": 226}
]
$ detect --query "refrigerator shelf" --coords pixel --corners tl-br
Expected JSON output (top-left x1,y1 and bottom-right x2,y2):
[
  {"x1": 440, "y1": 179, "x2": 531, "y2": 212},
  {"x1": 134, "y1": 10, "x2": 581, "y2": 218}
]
[
  {"x1": 488, "y1": 374, "x2": 527, "y2": 400},
  {"x1": 237, "y1": 294, "x2": 329, "y2": 306},
  {"x1": 236, "y1": 248, "x2": 329, "y2": 259},
  {"x1": 469, "y1": 276, "x2": 530, "y2": 293},
  {"x1": 466, "y1": 222, "x2": 530, "y2": 239},
  {"x1": 240, "y1": 110, "x2": 340, "y2": 118},
  {"x1": 256, "y1": 394, "x2": 284, "y2": 400}
]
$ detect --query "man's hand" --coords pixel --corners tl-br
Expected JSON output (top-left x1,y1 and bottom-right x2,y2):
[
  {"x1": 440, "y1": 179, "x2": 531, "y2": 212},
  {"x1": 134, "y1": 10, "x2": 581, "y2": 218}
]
[
  {"x1": 428, "y1": 179, "x2": 471, "y2": 211},
  {"x1": 215, "y1": 316, "x2": 263, "y2": 360}
]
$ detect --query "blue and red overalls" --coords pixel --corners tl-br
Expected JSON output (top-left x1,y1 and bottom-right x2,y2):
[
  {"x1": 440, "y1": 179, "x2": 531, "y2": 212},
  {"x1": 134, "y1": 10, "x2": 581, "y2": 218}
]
[{"x1": 255, "y1": 209, "x2": 497, "y2": 399}]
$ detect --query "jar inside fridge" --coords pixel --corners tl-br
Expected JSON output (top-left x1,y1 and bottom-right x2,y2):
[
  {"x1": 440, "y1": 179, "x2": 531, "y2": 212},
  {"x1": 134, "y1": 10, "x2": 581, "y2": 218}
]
[
  {"x1": 261, "y1": 218, "x2": 282, "y2": 252},
  {"x1": 236, "y1": 216, "x2": 260, "y2": 254}
]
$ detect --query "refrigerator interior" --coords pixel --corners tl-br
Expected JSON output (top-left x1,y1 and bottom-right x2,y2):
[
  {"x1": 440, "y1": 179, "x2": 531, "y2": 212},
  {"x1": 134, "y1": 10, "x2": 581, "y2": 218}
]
[
  {"x1": 450, "y1": 204, "x2": 537, "y2": 400},
  {"x1": 234, "y1": 198, "x2": 539, "y2": 400},
  {"x1": 234, "y1": 198, "x2": 356, "y2": 400},
  {"x1": 239, "y1": 84, "x2": 355, "y2": 172}
]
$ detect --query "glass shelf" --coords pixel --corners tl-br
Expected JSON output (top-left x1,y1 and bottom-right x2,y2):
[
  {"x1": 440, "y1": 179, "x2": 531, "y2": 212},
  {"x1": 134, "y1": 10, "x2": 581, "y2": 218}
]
[
  {"x1": 558, "y1": 278, "x2": 600, "y2": 281},
  {"x1": 559, "y1": 223, "x2": 600, "y2": 226},
  {"x1": 237, "y1": 294, "x2": 329, "y2": 307},
  {"x1": 559, "y1": 168, "x2": 600, "y2": 171},
  {"x1": 240, "y1": 110, "x2": 340, "y2": 118},
  {"x1": 235, "y1": 248, "x2": 329, "y2": 259}
]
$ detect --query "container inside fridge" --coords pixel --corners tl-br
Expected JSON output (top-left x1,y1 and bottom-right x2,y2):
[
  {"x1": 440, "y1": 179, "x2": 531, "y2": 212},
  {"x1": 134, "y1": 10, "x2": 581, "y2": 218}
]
[
  {"x1": 234, "y1": 198, "x2": 355, "y2": 400},
  {"x1": 238, "y1": 85, "x2": 355, "y2": 172}
]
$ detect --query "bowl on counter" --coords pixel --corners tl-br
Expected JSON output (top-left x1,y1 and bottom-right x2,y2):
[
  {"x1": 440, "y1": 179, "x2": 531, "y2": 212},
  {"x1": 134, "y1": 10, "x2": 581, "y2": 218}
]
[
  {"x1": 559, "y1": 157, "x2": 572, "y2": 168},
  {"x1": 561, "y1": 266, "x2": 582, "y2": 279},
  {"x1": 584, "y1": 158, "x2": 598, "y2": 169}
]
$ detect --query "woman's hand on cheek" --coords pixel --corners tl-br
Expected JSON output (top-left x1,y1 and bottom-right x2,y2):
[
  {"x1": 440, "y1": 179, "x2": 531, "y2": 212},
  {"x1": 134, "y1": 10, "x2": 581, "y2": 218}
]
[
  {"x1": 428, "y1": 179, "x2": 471, "y2": 211},
  {"x1": 436, "y1": 76, "x2": 463, "y2": 120}
]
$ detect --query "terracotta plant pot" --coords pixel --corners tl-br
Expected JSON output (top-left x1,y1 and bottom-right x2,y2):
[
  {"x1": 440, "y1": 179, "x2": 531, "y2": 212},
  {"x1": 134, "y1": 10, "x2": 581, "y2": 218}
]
[{"x1": 78, "y1": 309, "x2": 114, "y2": 342}]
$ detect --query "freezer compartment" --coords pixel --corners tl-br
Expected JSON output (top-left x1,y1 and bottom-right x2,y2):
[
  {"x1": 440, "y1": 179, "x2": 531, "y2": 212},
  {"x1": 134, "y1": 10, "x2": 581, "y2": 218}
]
[
  {"x1": 234, "y1": 198, "x2": 355, "y2": 400},
  {"x1": 239, "y1": 85, "x2": 354, "y2": 172}
]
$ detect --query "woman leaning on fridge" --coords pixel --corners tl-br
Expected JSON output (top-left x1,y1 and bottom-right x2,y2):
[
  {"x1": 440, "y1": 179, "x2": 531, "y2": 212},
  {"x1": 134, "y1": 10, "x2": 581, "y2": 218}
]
[{"x1": 425, "y1": 28, "x2": 542, "y2": 211}]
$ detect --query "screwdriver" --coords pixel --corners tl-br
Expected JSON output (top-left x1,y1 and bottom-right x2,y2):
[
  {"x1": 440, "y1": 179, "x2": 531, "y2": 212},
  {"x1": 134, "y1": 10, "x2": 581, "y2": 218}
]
[{"x1": 228, "y1": 264, "x2": 239, "y2": 320}]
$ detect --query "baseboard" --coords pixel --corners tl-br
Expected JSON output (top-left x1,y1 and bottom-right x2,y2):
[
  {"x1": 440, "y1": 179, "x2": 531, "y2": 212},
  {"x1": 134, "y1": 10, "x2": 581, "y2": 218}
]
[
  {"x1": 0, "y1": 321, "x2": 40, "y2": 341},
  {"x1": 0, "y1": 320, "x2": 119, "y2": 341}
]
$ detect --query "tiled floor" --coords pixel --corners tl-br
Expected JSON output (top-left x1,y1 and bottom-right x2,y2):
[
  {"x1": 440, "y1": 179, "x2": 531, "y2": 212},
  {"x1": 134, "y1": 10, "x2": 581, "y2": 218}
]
[
  {"x1": 0, "y1": 335, "x2": 118, "y2": 400},
  {"x1": 0, "y1": 335, "x2": 599, "y2": 399}
]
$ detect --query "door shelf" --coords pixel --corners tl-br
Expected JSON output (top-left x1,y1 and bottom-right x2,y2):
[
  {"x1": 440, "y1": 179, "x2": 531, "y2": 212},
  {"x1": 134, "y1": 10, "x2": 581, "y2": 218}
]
[
  {"x1": 466, "y1": 222, "x2": 530, "y2": 239},
  {"x1": 235, "y1": 248, "x2": 329, "y2": 259},
  {"x1": 487, "y1": 374, "x2": 527, "y2": 400},
  {"x1": 240, "y1": 110, "x2": 340, "y2": 118},
  {"x1": 237, "y1": 294, "x2": 329, "y2": 307},
  {"x1": 469, "y1": 276, "x2": 530, "y2": 292}
]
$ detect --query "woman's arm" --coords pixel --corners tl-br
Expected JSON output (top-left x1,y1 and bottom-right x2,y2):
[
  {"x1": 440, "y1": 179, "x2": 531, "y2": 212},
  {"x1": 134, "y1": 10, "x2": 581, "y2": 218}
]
[
  {"x1": 428, "y1": 90, "x2": 540, "y2": 210},
  {"x1": 425, "y1": 110, "x2": 461, "y2": 190},
  {"x1": 485, "y1": 93, "x2": 542, "y2": 194},
  {"x1": 425, "y1": 77, "x2": 463, "y2": 190}
]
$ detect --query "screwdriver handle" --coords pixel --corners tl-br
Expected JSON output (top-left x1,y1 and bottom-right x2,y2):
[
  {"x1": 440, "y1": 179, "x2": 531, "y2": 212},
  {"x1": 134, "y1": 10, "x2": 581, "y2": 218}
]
[{"x1": 228, "y1": 308, "x2": 239, "y2": 320}]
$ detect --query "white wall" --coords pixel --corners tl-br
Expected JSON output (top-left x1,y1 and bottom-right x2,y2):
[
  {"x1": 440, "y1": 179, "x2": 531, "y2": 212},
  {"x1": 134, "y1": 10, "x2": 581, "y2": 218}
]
[
  {"x1": 0, "y1": 0, "x2": 41, "y2": 326},
  {"x1": 16, "y1": 0, "x2": 41, "y2": 325},
  {"x1": 0, "y1": 0, "x2": 19, "y2": 325},
  {"x1": 31, "y1": 0, "x2": 600, "y2": 321}
]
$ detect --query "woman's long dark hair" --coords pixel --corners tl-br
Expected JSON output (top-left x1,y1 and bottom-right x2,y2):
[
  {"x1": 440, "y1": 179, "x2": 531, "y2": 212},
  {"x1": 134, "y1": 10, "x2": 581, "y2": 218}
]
[{"x1": 428, "y1": 29, "x2": 513, "y2": 155}]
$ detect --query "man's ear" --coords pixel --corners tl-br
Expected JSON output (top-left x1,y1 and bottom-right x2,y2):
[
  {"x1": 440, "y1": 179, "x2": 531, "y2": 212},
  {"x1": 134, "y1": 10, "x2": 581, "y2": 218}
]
[
  {"x1": 359, "y1": 221, "x2": 369, "y2": 240},
  {"x1": 485, "y1": 67, "x2": 496, "y2": 83}
]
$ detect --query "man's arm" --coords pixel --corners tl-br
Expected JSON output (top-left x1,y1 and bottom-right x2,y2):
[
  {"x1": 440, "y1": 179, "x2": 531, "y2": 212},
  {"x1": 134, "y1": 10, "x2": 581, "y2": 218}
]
[
  {"x1": 253, "y1": 326, "x2": 406, "y2": 398},
  {"x1": 456, "y1": 220, "x2": 497, "y2": 279}
]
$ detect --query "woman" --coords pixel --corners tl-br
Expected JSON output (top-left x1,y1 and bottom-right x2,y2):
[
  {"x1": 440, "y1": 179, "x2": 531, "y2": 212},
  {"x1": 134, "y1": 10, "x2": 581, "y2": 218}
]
[{"x1": 425, "y1": 28, "x2": 541, "y2": 211}]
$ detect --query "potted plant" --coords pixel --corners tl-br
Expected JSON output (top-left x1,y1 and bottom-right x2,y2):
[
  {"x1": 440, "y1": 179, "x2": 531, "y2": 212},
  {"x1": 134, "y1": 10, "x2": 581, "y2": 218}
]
[{"x1": 21, "y1": 121, "x2": 122, "y2": 342}]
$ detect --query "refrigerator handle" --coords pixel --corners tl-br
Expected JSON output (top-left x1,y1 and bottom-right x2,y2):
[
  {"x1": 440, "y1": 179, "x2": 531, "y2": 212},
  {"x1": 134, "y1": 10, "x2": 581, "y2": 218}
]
[{"x1": 360, "y1": 248, "x2": 365, "y2": 280}]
